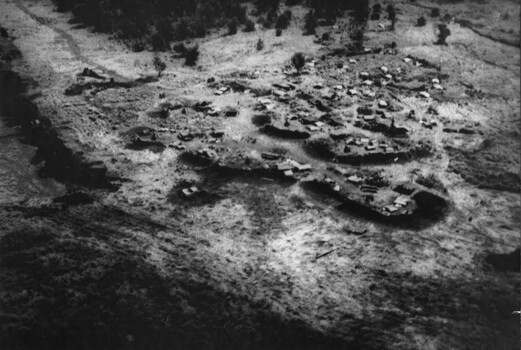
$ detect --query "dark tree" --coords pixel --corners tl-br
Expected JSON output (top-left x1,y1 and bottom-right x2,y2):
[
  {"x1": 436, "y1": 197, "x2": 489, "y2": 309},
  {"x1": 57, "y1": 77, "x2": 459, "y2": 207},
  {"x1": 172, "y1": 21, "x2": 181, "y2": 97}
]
[
  {"x1": 435, "y1": 24, "x2": 451, "y2": 45},
  {"x1": 370, "y1": 3, "x2": 381, "y2": 20},
  {"x1": 431, "y1": 8, "x2": 440, "y2": 17},
  {"x1": 255, "y1": 0, "x2": 280, "y2": 13},
  {"x1": 244, "y1": 19, "x2": 256, "y2": 32},
  {"x1": 191, "y1": 19, "x2": 207, "y2": 38},
  {"x1": 352, "y1": 0, "x2": 370, "y2": 22},
  {"x1": 387, "y1": 4, "x2": 396, "y2": 31},
  {"x1": 185, "y1": 45, "x2": 200, "y2": 66},
  {"x1": 304, "y1": 10, "x2": 317, "y2": 35},
  {"x1": 173, "y1": 42, "x2": 186, "y2": 53},
  {"x1": 349, "y1": 22, "x2": 365, "y2": 49},
  {"x1": 151, "y1": 33, "x2": 166, "y2": 51},
  {"x1": 416, "y1": 16, "x2": 427, "y2": 27},
  {"x1": 175, "y1": 18, "x2": 190, "y2": 41},
  {"x1": 228, "y1": 17, "x2": 240, "y2": 35},
  {"x1": 256, "y1": 38, "x2": 264, "y2": 50},
  {"x1": 153, "y1": 56, "x2": 167, "y2": 77},
  {"x1": 132, "y1": 40, "x2": 145, "y2": 52},
  {"x1": 156, "y1": 18, "x2": 172, "y2": 42},
  {"x1": 201, "y1": 2, "x2": 219, "y2": 27},
  {"x1": 263, "y1": 9, "x2": 279, "y2": 29},
  {"x1": 291, "y1": 52, "x2": 306, "y2": 74},
  {"x1": 50, "y1": 0, "x2": 281, "y2": 49},
  {"x1": 275, "y1": 13, "x2": 290, "y2": 29}
]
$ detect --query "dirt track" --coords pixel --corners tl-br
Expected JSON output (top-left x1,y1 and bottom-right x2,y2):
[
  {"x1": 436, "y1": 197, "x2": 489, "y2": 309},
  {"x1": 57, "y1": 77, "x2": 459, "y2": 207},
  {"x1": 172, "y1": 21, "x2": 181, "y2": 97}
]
[{"x1": 0, "y1": 0, "x2": 519, "y2": 349}]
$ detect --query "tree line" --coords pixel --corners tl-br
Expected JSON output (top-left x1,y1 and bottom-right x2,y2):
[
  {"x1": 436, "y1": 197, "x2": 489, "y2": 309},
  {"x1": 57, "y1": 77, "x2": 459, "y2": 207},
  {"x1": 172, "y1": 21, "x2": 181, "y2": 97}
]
[{"x1": 51, "y1": 0, "x2": 371, "y2": 51}]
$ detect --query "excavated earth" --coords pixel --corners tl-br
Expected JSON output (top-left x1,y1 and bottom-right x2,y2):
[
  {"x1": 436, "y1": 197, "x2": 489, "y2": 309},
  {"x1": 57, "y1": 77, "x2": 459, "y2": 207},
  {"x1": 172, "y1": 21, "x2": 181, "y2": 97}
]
[{"x1": 0, "y1": 0, "x2": 519, "y2": 349}]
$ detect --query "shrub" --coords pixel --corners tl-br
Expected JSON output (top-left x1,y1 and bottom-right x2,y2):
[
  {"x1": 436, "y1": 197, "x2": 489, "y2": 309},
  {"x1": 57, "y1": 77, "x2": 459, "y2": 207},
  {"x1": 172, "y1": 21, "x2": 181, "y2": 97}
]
[
  {"x1": 365, "y1": 171, "x2": 389, "y2": 187},
  {"x1": 256, "y1": 38, "x2": 264, "y2": 50},
  {"x1": 244, "y1": 19, "x2": 256, "y2": 32},
  {"x1": 185, "y1": 45, "x2": 199, "y2": 66},
  {"x1": 416, "y1": 173, "x2": 445, "y2": 192},
  {"x1": 431, "y1": 7, "x2": 440, "y2": 17},
  {"x1": 304, "y1": 10, "x2": 317, "y2": 35},
  {"x1": 352, "y1": 0, "x2": 370, "y2": 22},
  {"x1": 200, "y1": 1, "x2": 222, "y2": 27},
  {"x1": 291, "y1": 52, "x2": 305, "y2": 74},
  {"x1": 226, "y1": 4, "x2": 247, "y2": 24},
  {"x1": 435, "y1": 23, "x2": 451, "y2": 45},
  {"x1": 156, "y1": 18, "x2": 172, "y2": 41},
  {"x1": 255, "y1": 0, "x2": 280, "y2": 14},
  {"x1": 190, "y1": 19, "x2": 207, "y2": 38},
  {"x1": 370, "y1": 3, "x2": 381, "y2": 20},
  {"x1": 228, "y1": 17, "x2": 240, "y2": 35},
  {"x1": 387, "y1": 4, "x2": 396, "y2": 30},
  {"x1": 284, "y1": 10, "x2": 292, "y2": 20},
  {"x1": 118, "y1": 18, "x2": 141, "y2": 39},
  {"x1": 173, "y1": 42, "x2": 186, "y2": 53},
  {"x1": 0, "y1": 226, "x2": 53, "y2": 253},
  {"x1": 276, "y1": 28, "x2": 282, "y2": 36},
  {"x1": 349, "y1": 22, "x2": 365, "y2": 49},
  {"x1": 263, "y1": 9, "x2": 279, "y2": 28},
  {"x1": 153, "y1": 56, "x2": 167, "y2": 77},
  {"x1": 175, "y1": 18, "x2": 190, "y2": 40},
  {"x1": 416, "y1": 16, "x2": 427, "y2": 27},
  {"x1": 322, "y1": 32, "x2": 331, "y2": 41},
  {"x1": 132, "y1": 40, "x2": 145, "y2": 52},
  {"x1": 275, "y1": 13, "x2": 290, "y2": 29},
  {"x1": 151, "y1": 33, "x2": 166, "y2": 51}
]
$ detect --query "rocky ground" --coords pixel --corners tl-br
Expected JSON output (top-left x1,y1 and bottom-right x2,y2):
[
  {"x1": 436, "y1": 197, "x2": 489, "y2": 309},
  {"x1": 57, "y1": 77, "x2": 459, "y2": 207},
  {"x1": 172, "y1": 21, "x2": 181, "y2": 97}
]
[{"x1": 0, "y1": 0, "x2": 519, "y2": 349}]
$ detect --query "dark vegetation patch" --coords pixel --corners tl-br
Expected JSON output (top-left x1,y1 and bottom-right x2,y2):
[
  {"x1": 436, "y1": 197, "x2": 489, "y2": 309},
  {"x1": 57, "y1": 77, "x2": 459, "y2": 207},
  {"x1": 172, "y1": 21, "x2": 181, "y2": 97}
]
[
  {"x1": 252, "y1": 114, "x2": 272, "y2": 126},
  {"x1": 209, "y1": 176, "x2": 292, "y2": 236},
  {"x1": 415, "y1": 173, "x2": 447, "y2": 193},
  {"x1": 51, "y1": 0, "x2": 371, "y2": 50},
  {"x1": 0, "y1": 37, "x2": 21, "y2": 62},
  {"x1": 485, "y1": 248, "x2": 520, "y2": 272},
  {"x1": 167, "y1": 179, "x2": 222, "y2": 207},
  {"x1": 5, "y1": 210, "x2": 508, "y2": 350},
  {"x1": 122, "y1": 126, "x2": 165, "y2": 152},
  {"x1": 52, "y1": 0, "x2": 248, "y2": 50},
  {"x1": 446, "y1": 137, "x2": 520, "y2": 193},
  {"x1": 0, "y1": 57, "x2": 117, "y2": 189},
  {"x1": 64, "y1": 75, "x2": 158, "y2": 96},
  {"x1": 0, "y1": 214, "x2": 366, "y2": 350},
  {"x1": 358, "y1": 270, "x2": 520, "y2": 350},
  {"x1": 303, "y1": 180, "x2": 448, "y2": 229},
  {"x1": 305, "y1": 137, "x2": 337, "y2": 160},
  {"x1": 178, "y1": 150, "x2": 215, "y2": 167},
  {"x1": 261, "y1": 124, "x2": 311, "y2": 139},
  {"x1": 53, "y1": 191, "x2": 94, "y2": 205},
  {"x1": 305, "y1": 137, "x2": 432, "y2": 166}
]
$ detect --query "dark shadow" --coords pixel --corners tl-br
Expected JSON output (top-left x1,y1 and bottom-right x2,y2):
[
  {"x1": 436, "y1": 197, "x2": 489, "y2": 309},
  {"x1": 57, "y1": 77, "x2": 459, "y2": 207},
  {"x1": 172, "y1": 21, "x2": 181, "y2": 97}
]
[
  {"x1": 485, "y1": 248, "x2": 520, "y2": 272},
  {"x1": 301, "y1": 181, "x2": 450, "y2": 230},
  {"x1": 0, "y1": 208, "x2": 373, "y2": 350}
]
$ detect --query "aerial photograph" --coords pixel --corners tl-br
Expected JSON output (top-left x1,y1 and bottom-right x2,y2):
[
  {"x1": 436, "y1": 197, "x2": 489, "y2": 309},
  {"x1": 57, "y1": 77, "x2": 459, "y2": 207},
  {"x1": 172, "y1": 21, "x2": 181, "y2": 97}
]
[{"x1": 0, "y1": 0, "x2": 519, "y2": 349}]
